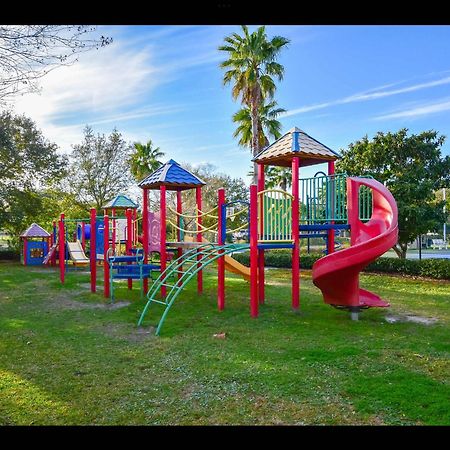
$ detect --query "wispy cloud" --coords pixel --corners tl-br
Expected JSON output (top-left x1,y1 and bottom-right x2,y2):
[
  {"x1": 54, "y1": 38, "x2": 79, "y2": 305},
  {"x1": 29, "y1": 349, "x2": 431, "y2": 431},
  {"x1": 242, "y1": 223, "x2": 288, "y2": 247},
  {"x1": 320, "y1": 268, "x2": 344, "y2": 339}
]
[
  {"x1": 13, "y1": 42, "x2": 163, "y2": 119},
  {"x1": 373, "y1": 98, "x2": 450, "y2": 120},
  {"x1": 10, "y1": 35, "x2": 180, "y2": 152},
  {"x1": 282, "y1": 74, "x2": 450, "y2": 118}
]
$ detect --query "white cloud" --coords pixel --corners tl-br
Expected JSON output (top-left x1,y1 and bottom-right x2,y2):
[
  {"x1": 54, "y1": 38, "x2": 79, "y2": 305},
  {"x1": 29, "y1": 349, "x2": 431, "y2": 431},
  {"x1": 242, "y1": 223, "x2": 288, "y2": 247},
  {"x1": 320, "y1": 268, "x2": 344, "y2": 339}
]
[
  {"x1": 282, "y1": 74, "x2": 450, "y2": 118},
  {"x1": 373, "y1": 98, "x2": 450, "y2": 120},
  {"x1": 7, "y1": 27, "x2": 230, "y2": 154},
  {"x1": 9, "y1": 37, "x2": 172, "y2": 152}
]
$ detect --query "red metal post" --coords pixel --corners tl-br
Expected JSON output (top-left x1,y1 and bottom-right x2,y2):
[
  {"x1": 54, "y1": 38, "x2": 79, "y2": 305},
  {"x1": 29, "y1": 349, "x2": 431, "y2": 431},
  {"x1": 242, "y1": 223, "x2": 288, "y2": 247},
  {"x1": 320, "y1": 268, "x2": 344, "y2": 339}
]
[
  {"x1": 217, "y1": 188, "x2": 225, "y2": 310},
  {"x1": 103, "y1": 215, "x2": 110, "y2": 298},
  {"x1": 81, "y1": 221, "x2": 85, "y2": 252},
  {"x1": 292, "y1": 157, "x2": 300, "y2": 310},
  {"x1": 257, "y1": 163, "x2": 265, "y2": 304},
  {"x1": 327, "y1": 160, "x2": 336, "y2": 255},
  {"x1": 196, "y1": 186, "x2": 203, "y2": 294},
  {"x1": 90, "y1": 208, "x2": 96, "y2": 293},
  {"x1": 49, "y1": 234, "x2": 53, "y2": 262},
  {"x1": 111, "y1": 208, "x2": 116, "y2": 254},
  {"x1": 132, "y1": 209, "x2": 137, "y2": 247},
  {"x1": 347, "y1": 178, "x2": 360, "y2": 246},
  {"x1": 142, "y1": 188, "x2": 149, "y2": 294},
  {"x1": 23, "y1": 238, "x2": 28, "y2": 266},
  {"x1": 176, "y1": 190, "x2": 183, "y2": 284},
  {"x1": 51, "y1": 221, "x2": 57, "y2": 266},
  {"x1": 59, "y1": 213, "x2": 65, "y2": 284},
  {"x1": 250, "y1": 184, "x2": 258, "y2": 318},
  {"x1": 126, "y1": 208, "x2": 133, "y2": 290},
  {"x1": 160, "y1": 186, "x2": 167, "y2": 297}
]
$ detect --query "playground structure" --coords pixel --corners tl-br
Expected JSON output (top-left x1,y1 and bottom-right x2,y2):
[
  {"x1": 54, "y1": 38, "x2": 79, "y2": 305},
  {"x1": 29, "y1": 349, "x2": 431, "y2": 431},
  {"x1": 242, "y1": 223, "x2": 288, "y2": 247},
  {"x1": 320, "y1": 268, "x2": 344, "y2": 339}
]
[
  {"x1": 20, "y1": 223, "x2": 52, "y2": 266},
  {"x1": 137, "y1": 127, "x2": 398, "y2": 334},
  {"x1": 26, "y1": 126, "x2": 398, "y2": 336},
  {"x1": 39, "y1": 194, "x2": 151, "y2": 297}
]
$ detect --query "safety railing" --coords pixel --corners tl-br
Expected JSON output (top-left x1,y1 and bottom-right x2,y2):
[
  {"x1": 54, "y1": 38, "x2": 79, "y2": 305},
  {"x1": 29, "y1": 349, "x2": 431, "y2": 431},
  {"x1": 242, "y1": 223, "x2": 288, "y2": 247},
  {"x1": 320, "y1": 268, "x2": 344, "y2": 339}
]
[
  {"x1": 300, "y1": 173, "x2": 373, "y2": 223},
  {"x1": 257, "y1": 189, "x2": 294, "y2": 242}
]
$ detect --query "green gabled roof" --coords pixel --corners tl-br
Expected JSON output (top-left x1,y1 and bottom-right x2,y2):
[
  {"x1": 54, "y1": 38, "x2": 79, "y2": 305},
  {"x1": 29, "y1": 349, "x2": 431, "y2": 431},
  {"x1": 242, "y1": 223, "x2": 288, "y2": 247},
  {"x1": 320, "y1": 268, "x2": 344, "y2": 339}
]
[{"x1": 102, "y1": 194, "x2": 139, "y2": 210}]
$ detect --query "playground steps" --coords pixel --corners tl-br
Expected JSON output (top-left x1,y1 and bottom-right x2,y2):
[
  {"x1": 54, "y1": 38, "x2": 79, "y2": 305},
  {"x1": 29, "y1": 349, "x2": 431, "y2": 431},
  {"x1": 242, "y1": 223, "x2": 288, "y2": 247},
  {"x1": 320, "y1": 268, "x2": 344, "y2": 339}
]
[
  {"x1": 108, "y1": 251, "x2": 163, "y2": 301},
  {"x1": 138, "y1": 243, "x2": 250, "y2": 335},
  {"x1": 42, "y1": 243, "x2": 57, "y2": 265}
]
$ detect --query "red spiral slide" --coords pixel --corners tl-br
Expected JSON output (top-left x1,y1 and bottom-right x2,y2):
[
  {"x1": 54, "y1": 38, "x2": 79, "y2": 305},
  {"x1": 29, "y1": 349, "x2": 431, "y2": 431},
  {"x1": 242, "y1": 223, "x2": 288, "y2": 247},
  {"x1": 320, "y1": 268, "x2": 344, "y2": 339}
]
[{"x1": 312, "y1": 177, "x2": 398, "y2": 314}]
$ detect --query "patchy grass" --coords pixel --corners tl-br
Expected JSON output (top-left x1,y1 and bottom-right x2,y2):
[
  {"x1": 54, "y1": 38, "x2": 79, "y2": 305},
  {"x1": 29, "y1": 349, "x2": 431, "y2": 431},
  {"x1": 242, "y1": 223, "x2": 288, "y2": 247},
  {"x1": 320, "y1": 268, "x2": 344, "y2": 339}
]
[{"x1": 0, "y1": 262, "x2": 448, "y2": 425}]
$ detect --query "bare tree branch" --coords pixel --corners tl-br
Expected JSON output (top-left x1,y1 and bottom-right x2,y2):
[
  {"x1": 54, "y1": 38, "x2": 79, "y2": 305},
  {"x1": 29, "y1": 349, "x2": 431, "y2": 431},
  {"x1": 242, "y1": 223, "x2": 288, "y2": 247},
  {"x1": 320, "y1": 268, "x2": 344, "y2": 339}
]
[{"x1": 0, "y1": 25, "x2": 112, "y2": 103}]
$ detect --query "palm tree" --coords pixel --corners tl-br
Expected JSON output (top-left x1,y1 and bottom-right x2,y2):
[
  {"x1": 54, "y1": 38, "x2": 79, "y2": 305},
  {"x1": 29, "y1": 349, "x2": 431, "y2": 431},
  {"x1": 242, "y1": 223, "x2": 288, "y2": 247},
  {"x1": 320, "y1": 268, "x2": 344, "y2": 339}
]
[
  {"x1": 232, "y1": 100, "x2": 286, "y2": 149},
  {"x1": 219, "y1": 25, "x2": 290, "y2": 184},
  {"x1": 238, "y1": 100, "x2": 291, "y2": 191},
  {"x1": 265, "y1": 166, "x2": 291, "y2": 192},
  {"x1": 129, "y1": 140, "x2": 165, "y2": 182}
]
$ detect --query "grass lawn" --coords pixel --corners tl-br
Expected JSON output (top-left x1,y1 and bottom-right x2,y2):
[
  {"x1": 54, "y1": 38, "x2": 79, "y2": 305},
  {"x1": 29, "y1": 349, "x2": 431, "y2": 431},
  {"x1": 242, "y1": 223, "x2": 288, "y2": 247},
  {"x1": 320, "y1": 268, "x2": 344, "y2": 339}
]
[{"x1": 0, "y1": 261, "x2": 448, "y2": 425}]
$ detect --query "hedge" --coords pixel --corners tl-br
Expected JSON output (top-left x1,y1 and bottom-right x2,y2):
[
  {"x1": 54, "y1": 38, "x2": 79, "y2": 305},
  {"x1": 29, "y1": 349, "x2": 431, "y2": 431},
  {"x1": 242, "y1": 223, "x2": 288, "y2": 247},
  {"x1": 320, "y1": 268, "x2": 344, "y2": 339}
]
[
  {"x1": 232, "y1": 249, "x2": 450, "y2": 280},
  {"x1": 0, "y1": 250, "x2": 20, "y2": 261}
]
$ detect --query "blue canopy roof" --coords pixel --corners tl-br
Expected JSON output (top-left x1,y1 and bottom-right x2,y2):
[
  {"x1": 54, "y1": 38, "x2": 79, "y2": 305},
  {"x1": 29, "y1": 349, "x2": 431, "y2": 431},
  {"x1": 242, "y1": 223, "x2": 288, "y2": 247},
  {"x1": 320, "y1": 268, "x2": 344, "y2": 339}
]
[{"x1": 138, "y1": 159, "x2": 205, "y2": 191}]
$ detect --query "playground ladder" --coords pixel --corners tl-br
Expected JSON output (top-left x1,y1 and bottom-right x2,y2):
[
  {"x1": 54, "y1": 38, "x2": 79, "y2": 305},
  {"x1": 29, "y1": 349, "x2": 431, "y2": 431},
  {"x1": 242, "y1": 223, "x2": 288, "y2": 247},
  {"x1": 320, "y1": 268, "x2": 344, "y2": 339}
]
[{"x1": 137, "y1": 242, "x2": 249, "y2": 335}]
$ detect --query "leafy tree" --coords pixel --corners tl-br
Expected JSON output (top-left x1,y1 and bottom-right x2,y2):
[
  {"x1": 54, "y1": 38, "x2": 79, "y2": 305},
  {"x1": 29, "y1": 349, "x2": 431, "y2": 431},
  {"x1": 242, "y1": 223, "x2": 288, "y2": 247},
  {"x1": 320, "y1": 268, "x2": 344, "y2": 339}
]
[
  {"x1": 0, "y1": 25, "x2": 112, "y2": 103},
  {"x1": 219, "y1": 25, "x2": 289, "y2": 183},
  {"x1": 128, "y1": 140, "x2": 165, "y2": 182},
  {"x1": 69, "y1": 126, "x2": 133, "y2": 212},
  {"x1": 336, "y1": 129, "x2": 450, "y2": 258},
  {"x1": 434, "y1": 188, "x2": 450, "y2": 243},
  {"x1": 0, "y1": 111, "x2": 67, "y2": 249}
]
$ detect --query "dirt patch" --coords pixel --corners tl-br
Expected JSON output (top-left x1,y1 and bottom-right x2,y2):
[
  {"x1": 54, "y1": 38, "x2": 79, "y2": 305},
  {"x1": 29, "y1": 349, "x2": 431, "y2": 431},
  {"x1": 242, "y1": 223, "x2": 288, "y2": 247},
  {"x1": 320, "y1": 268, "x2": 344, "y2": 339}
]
[
  {"x1": 266, "y1": 280, "x2": 290, "y2": 287},
  {"x1": 50, "y1": 293, "x2": 130, "y2": 310},
  {"x1": 96, "y1": 322, "x2": 156, "y2": 342},
  {"x1": 385, "y1": 314, "x2": 438, "y2": 325}
]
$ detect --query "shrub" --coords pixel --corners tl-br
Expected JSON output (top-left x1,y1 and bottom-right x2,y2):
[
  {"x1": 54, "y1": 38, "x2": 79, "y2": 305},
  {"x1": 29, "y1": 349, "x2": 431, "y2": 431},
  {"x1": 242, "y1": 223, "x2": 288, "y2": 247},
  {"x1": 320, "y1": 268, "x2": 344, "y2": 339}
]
[
  {"x1": 231, "y1": 249, "x2": 450, "y2": 280},
  {"x1": 0, "y1": 250, "x2": 20, "y2": 261}
]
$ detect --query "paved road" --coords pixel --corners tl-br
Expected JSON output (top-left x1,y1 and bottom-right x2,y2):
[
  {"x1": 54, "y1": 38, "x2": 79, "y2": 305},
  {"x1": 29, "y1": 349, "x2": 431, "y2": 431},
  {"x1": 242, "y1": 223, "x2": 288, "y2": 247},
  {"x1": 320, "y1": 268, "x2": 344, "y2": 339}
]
[{"x1": 383, "y1": 250, "x2": 450, "y2": 260}]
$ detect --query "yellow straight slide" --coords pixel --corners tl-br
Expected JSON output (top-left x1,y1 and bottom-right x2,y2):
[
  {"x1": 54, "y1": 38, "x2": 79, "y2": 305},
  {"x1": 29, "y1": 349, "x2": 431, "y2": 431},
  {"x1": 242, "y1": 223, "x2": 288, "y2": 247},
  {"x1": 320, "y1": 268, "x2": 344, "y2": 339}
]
[
  {"x1": 184, "y1": 236, "x2": 250, "y2": 282},
  {"x1": 67, "y1": 240, "x2": 90, "y2": 266},
  {"x1": 223, "y1": 254, "x2": 250, "y2": 282}
]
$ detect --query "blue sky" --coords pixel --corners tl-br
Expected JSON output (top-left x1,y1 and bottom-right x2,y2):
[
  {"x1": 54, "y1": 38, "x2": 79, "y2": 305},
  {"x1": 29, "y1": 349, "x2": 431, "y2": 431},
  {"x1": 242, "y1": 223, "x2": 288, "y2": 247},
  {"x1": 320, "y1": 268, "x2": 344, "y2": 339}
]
[{"x1": 12, "y1": 25, "x2": 450, "y2": 183}]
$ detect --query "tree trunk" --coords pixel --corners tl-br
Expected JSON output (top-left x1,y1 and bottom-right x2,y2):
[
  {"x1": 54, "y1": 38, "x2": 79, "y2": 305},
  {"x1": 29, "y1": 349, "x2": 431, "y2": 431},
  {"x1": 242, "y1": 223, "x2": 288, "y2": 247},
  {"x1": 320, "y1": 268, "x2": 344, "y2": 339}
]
[{"x1": 392, "y1": 243, "x2": 407, "y2": 259}]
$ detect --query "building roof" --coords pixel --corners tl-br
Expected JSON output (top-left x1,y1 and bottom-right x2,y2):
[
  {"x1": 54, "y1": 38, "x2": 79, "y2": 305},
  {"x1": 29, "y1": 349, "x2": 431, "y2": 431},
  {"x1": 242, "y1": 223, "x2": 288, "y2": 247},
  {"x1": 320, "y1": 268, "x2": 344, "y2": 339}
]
[
  {"x1": 20, "y1": 223, "x2": 50, "y2": 238},
  {"x1": 138, "y1": 159, "x2": 206, "y2": 191},
  {"x1": 102, "y1": 194, "x2": 139, "y2": 210},
  {"x1": 253, "y1": 127, "x2": 340, "y2": 167}
]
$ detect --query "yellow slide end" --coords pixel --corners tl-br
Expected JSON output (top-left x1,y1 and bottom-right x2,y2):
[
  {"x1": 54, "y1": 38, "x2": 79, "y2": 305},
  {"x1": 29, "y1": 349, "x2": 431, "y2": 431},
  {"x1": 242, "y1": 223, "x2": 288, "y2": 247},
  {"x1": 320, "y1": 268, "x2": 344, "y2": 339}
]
[
  {"x1": 183, "y1": 236, "x2": 250, "y2": 282},
  {"x1": 67, "y1": 241, "x2": 90, "y2": 266}
]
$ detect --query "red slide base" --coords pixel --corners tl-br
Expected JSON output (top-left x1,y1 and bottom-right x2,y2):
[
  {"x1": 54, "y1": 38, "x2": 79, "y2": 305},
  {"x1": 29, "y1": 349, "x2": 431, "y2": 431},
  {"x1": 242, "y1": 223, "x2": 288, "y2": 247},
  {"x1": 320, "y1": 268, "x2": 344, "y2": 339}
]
[{"x1": 358, "y1": 288, "x2": 390, "y2": 308}]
